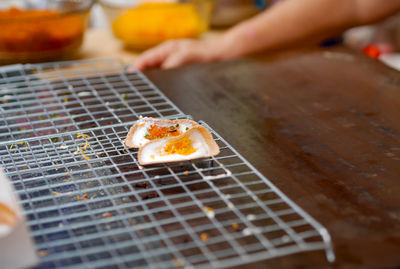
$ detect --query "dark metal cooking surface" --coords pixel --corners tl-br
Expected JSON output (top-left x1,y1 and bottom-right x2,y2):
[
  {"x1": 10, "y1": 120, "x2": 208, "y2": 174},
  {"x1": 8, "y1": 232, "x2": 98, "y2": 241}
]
[{"x1": 0, "y1": 59, "x2": 334, "y2": 268}]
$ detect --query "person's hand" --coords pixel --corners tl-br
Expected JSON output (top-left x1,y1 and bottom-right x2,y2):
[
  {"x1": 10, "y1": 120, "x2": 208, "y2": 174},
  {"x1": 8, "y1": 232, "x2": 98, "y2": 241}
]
[{"x1": 134, "y1": 38, "x2": 222, "y2": 70}]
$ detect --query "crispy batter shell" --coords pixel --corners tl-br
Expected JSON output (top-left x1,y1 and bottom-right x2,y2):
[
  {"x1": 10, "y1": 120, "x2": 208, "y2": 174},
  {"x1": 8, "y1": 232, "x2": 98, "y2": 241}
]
[
  {"x1": 124, "y1": 117, "x2": 199, "y2": 148},
  {"x1": 138, "y1": 125, "x2": 220, "y2": 165}
]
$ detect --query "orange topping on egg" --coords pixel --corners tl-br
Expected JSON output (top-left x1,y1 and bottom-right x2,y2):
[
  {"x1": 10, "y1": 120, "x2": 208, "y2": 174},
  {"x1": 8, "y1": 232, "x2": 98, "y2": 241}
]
[
  {"x1": 163, "y1": 135, "x2": 196, "y2": 155},
  {"x1": 145, "y1": 124, "x2": 181, "y2": 140}
]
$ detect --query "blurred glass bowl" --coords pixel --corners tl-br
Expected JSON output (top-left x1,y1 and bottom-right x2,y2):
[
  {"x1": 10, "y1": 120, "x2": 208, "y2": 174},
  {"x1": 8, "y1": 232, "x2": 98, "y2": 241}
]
[
  {"x1": 100, "y1": 0, "x2": 213, "y2": 50},
  {"x1": 0, "y1": 0, "x2": 94, "y2": 64}
]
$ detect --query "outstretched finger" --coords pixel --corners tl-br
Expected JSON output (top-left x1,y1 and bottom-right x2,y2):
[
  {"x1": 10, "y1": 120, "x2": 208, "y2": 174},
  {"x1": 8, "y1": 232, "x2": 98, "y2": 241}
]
[
  {"x1": 134, "y1": 41, "x2": 177, "y2": 70},
  {"x1": 161, "y1": 50, "x2": 193, "y2": 69}
]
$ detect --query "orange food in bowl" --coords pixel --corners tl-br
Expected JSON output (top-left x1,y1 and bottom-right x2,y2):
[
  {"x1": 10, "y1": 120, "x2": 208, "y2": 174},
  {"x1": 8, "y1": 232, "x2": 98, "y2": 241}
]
[
  {"x1": 0, "y1": 8, "x2": 85, "y2": 53},
  {"x1": 112, "y1": 2, "x2": 206, "y2": 49}
]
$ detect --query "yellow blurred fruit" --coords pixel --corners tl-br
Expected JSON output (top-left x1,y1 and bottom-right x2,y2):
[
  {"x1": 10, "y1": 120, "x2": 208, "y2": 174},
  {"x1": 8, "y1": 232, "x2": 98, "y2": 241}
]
[{"x1": 112, "y1": 2, "x2": 206, "y2": 49}]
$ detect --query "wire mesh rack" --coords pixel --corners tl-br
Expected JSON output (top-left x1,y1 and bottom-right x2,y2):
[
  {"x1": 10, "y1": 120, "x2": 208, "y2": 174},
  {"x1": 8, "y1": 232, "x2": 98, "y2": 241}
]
[{"x1": 0, "y1": 59, "x2": 334, "y2": 269}]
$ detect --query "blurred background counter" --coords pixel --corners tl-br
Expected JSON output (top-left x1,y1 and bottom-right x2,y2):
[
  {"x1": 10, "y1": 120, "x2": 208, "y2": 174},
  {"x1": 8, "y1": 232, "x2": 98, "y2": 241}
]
[
  {"x1": 84, "y1": 2, "x2": 400, "y2": 70},
  {"x1": 79, "y1": 1, "x2": 251, "y2": 64},
  {"x1": 0, "y1": 1, "x2": 400, "y2": 70}
]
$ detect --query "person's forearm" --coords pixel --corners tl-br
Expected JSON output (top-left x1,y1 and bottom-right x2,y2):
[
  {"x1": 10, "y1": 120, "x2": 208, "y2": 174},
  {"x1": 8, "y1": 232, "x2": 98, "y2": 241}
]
[{"x1": 215, "y1": 0, "x2": 400, "y2": 59}]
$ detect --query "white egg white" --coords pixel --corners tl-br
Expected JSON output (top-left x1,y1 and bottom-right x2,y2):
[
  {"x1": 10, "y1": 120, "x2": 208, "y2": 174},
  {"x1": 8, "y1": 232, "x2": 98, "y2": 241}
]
[
  {"x1": 140, "y1": 130, "x2": 209, "y2": 164},
  {"x1": 138, "y1": 126, "x2": 220, "y2": 165},
  {"x1": 125, "y1": 118, "x2": 199, "y2": 148}
]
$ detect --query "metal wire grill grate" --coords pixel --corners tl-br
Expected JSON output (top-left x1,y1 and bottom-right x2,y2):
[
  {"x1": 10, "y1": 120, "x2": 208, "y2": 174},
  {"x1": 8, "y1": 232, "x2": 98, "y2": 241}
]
[
  {"x1": 0, "y1": 59, "x2": 334, "y2": 268},
  {"x1": 0, "y1": 59, "x2": 183, "y2": 143}
]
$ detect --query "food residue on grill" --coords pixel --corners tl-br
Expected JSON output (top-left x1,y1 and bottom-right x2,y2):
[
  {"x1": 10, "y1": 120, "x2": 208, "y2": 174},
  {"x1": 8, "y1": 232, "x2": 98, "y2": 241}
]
[
  {"x1": 76, "y1": 193, "x2": 88, "y2": 201},
  {"x1": 37, "y1": 250, "x2": 49, "y2": 257},
  {"x1": 77, "y1": 133, "x2": 91, "y2": 140},
  {"x1": 200, "y1": 233, "x2": 209, "y2": 242},
  {"x1": 77, "y1": 91, "x2": 91, "y2": 97},
  {"x1": 82, "y1": 141, "x2": 90, "y2": 150},
  {"x1": 226, "y1": 201, "x2": 235, "y2": 210},
  {"x1": 246, "y1": 214, "x2": 256, "y2": 221},
  {"x1": 232, "y1": 223, "x2": 240, "y2": 231},
  {"x1": 204, "y1": 206, "x2": 215, "y2": 219},
  {"x1": 74, "y1": 148, "x2": 90, "y2": 160},
  {"x1": 73, "y1": 133, "x2": 92, "y2": 160},
  {"x1": 242, "y1": 227, "x2": 261, "y2": 236},
  {"x1": 102, "y1": 212, "x2": 113, "y2": 218},
  {"x1": 9, "y1": 142, "x2": 28, "y2": 152},
  {"x1": 242, "y1": 228, "x2": 252, "y2": 236},
  {"x1": 134, "y1": 182, "x2": 149, "y2": 189},
  {"x1": 142, "y1": 191, "x2": 159, "y2": 200},
  {"x1": 173, "y1": 257, "x2": 185, "y2": 268}
]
